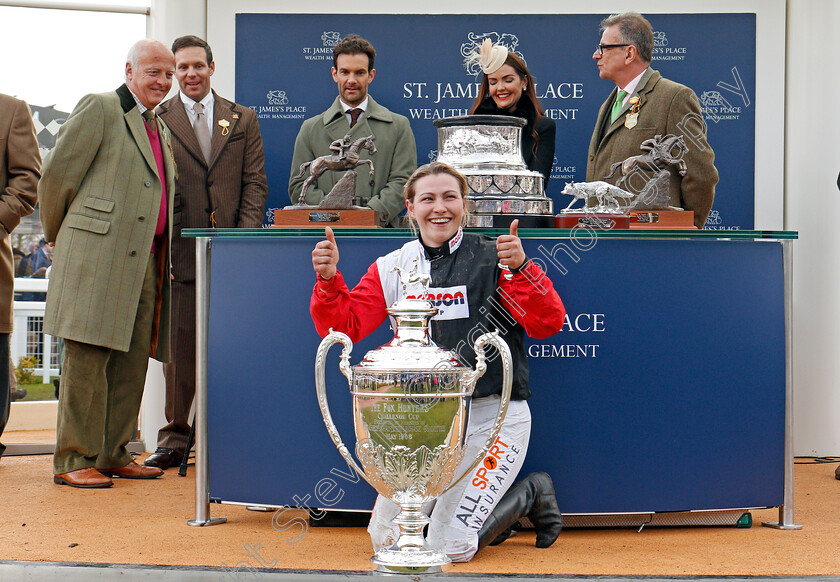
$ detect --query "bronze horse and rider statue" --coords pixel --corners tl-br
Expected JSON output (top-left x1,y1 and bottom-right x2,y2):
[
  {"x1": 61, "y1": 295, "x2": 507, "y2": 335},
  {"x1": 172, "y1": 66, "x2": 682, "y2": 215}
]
[{"x1": 294, "y1": 134, "x2": 377, "y2": 208}]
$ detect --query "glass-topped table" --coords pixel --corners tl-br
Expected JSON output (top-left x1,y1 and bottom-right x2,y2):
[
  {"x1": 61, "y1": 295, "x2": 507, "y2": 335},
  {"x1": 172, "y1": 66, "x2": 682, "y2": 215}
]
[
  {"x1": 184, "y1": 227, "x2": 797, "y2": 240},
  {"x1": 182, "y1": 228, "x2": 799, "y2": 531}
]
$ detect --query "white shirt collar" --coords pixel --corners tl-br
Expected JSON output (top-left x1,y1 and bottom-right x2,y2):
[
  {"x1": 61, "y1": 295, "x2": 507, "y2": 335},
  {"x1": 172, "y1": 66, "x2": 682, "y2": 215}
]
[
  {"x1": 340, "y1": 97, "x2": 368, "y2": 112},
  {"x1": 180, "y1": 90, "x2": 214, "y2": 112},
  {"x1": 617, "y1": 68, "x2": 648, "y2": 105}
]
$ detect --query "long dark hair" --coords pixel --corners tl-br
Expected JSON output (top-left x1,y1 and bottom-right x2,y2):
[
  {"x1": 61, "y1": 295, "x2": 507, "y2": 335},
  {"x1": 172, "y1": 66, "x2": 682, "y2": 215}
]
[{"x1": 469, "y1": 52, "x2": 545, "y2": 150}]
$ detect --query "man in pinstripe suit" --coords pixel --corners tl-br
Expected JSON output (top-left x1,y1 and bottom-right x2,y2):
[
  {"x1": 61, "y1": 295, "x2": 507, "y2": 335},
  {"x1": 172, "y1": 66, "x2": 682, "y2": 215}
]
[
  {"x1": 145, "y1": 36, "x2": 268, "y2": 470},
  {"x1": 40, "y1": 40, "x2": 176, "y2": 488}
]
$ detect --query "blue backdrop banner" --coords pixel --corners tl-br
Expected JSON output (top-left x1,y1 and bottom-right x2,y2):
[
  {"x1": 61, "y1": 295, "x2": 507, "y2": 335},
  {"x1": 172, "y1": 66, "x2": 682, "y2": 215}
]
[{"x1": 236, "y1": 13, "x2": 755, "y2": 230}]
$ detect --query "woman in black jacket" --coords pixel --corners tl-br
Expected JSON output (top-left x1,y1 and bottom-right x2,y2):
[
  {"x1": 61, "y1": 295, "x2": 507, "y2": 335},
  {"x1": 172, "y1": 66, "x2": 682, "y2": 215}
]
[{"x1": 469, "y1": 40, "x2": 556, "y2": 187}]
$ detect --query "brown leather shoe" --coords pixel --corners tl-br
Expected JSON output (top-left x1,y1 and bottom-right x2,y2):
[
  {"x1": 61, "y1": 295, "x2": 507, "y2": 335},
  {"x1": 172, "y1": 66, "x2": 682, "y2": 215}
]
[
  {"x1": 54, "y1": 467, "x2": 113, "y2": 488},
  {"x1": 100, "y1": 461, "x2": 163, "y2": 479}
]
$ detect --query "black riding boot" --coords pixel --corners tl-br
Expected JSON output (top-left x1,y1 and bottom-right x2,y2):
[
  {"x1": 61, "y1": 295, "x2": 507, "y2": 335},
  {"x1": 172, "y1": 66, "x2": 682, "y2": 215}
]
[{"x1": 477, "y1": 472, "x2": 563, "y2": 550}]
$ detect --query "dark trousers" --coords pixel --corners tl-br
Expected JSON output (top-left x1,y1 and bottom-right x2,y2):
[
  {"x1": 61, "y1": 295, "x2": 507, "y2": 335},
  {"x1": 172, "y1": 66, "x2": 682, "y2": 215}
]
[
  {"x1": 158, "y1": 279, "x2": 195, "y2": 454},
  {"x1": 53, "y1": 255, "x2": 157, "y2": 474},
  {"x1": 0, "y1": 333, "x2": 10, "y2": 458}
]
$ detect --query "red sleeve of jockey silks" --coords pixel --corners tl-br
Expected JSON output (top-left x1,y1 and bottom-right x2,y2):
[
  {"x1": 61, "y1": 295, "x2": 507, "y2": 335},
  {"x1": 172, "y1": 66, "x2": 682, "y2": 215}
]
[
  {"x1": 497, "y1": 260, "x2": 566, "y2": 339},
  {"x1": 310, "y1": 262, "x2": 389, "y2": 342}
]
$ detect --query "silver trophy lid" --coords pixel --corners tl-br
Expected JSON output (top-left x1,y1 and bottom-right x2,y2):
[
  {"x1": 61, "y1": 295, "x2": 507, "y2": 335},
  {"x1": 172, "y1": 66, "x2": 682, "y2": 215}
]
[
  {"x1": 433, "y1": 114, "x2": 526, "y2": 128},
  {"x1": 354, "y1": 297, "x2": 467, "y2": 374}
]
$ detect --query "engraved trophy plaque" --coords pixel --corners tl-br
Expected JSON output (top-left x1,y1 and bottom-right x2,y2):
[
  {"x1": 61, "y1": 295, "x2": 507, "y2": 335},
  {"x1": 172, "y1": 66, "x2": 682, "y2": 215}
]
[
  {"x1": 314, "y1": 269, "x2": 512, "y2": 574},
  {"x1": 434, "y1": 115, "x2": 554, "y2": 228}
]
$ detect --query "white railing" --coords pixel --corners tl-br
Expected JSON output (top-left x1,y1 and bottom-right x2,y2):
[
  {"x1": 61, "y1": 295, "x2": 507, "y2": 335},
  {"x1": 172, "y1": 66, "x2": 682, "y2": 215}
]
[{"x1": 11, "y1": 277, "x2": 58, "y2": 383}]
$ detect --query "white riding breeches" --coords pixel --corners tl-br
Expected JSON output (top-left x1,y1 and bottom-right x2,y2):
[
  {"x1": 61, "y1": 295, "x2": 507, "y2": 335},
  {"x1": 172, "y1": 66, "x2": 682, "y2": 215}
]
[{"x1": 367, "y1": 396, "x2": 531, "y2": 562}]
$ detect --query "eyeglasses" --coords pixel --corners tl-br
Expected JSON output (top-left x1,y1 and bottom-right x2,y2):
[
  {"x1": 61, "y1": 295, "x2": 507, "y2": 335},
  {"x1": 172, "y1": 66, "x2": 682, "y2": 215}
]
[{"x1": 595, "y1": 43, "x2": 630, "y2": 55}]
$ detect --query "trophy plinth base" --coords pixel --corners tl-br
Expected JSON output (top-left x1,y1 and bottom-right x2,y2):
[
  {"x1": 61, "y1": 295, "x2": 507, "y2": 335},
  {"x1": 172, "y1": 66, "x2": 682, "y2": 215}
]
[
  {"x1": 555, "y1": 211, "x2": 631, "y2": 229},
  {"x1": 274, "y1": 207, "x2": 380, "y2": 228},
  {"x1": 629, "y1": 209, "x2": 696, "y2": 229},
  {"x1": 371, "y1": 549, "x2": 449, "y2": 574},
  {"x1": 467, "y1": 213, "x2": 554, "y2": 228}
]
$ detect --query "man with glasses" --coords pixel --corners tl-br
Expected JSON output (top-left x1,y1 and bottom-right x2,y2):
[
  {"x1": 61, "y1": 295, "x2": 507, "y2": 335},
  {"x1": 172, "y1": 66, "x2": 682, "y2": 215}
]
[{"x1": 587, "y1": 12, "x2": 717, "y2": 229}]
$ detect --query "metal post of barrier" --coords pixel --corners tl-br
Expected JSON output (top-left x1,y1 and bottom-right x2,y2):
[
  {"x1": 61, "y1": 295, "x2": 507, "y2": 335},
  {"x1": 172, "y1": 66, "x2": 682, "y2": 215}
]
[
  {"x1": 188, "y1": 236, "x2": 226, "y2": 527},
  {"x1": 762, "y1": 239, "x2": 802, "y2": 530}
]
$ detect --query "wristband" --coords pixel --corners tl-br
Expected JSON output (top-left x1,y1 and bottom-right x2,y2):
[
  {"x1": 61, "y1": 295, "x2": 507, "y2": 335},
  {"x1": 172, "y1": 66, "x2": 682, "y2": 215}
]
[{"x1": 509, "y1": 257, "x2": 532, "y2": 275}]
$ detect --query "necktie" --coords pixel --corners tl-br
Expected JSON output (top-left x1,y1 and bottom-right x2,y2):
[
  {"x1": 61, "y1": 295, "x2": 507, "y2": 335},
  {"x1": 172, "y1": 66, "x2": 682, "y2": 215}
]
[
  {"x1": 142, "y1": 109, "x2": 156, "y2": 126},
  {"x1": 193, "y1": 102, "x2": 212, "y2": 163},
  {"x1": 610, "y1": 90, "x2": 628, "y2": 124},
  {"x1": 347, "y1": 108, "x2": 362, "y2": 128}
]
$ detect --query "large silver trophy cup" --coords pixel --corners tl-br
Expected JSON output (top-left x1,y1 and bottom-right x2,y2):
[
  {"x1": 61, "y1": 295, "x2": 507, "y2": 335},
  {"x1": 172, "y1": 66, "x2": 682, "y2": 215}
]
[
  {"x1": 315, "y1": 273, "x2": 512, "y2": 574},
  {"x1": 434, "y1": 115, "x2": 554, "y2": 228}
]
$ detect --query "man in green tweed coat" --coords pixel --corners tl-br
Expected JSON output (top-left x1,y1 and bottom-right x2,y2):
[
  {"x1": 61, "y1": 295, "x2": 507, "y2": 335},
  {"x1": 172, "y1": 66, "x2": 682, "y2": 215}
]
[
  {"x1": 587, "y1": 12, "x2": 718, "y2": 229},
  {"x1": 289, "y1": 35, "x2": 416, "y2": 227},
  {"x1": 39, "y1": 40, "x2": 177, "y2": 488}
]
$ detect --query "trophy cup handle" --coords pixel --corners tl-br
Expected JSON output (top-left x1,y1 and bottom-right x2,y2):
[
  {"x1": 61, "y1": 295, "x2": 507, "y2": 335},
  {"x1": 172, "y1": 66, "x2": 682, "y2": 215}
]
[
  {"x1": 441, "y1": 330, "x2": 513, "y2": 495},
  {"x1": 314, "y1": 329, "x2": 372, "y2": 487}
]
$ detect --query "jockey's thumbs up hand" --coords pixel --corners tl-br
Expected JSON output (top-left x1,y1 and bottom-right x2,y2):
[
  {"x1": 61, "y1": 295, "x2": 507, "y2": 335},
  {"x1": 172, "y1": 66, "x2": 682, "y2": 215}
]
[
  {"x1": 313, "y1": 226, "x2": 339, "y2": 280},
  {"x1": 496, "y1": 219, "x2": 526, "y2": 271}
]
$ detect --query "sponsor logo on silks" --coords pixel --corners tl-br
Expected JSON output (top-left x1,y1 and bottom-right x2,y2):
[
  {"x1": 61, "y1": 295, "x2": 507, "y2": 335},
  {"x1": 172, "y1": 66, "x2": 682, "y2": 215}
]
[
  {"x1": 406, "y1": 290, "x2": 465, "y2": 307},
  {"x1": 406, "y1": 285, "x2": 469, "y2": 320},
  {"x1": 454, "y1": 436, "x2": 523, "y2": 530},
  {"x1": 448, "y1": 226, "x2": 464, "y2": 253},
  {"x1": 460, "y1": 32, "x2": 522, "y2": 76}
]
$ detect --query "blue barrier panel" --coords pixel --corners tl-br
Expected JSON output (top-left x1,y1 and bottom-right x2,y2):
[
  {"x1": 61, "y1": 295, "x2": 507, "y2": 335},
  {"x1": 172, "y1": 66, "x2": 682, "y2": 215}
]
[{"x1": 207, "y1": 235, "x2": 784, "y2": 514}]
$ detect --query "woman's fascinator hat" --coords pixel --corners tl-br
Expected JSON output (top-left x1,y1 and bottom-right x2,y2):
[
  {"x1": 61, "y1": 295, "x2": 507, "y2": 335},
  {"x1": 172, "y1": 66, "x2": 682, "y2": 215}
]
[{"x1": 465, "y1": 38, "x2": 509, "y2": 75}]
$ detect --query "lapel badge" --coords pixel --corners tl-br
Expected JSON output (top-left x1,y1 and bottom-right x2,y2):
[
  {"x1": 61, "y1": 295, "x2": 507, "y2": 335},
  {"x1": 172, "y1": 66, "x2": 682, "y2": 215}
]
[
  {"x1": 232, "y1": 113, "x2": 240, "y2": 119},
  {"x1": 218, "y1": 119, "x2": 230, "y2": 136},
  {"x1": 624, "y1": 96, "x2": 641, "y2": 129}
]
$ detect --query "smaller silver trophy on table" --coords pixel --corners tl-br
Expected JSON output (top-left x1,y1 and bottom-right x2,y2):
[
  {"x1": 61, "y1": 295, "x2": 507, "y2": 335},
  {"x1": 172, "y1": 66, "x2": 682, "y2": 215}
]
[
  {"x1": 602, "y1": 133, "x2": 687, "y2": 212},
  {"x1": 315, "y1": 266, "x2": 513, "y2": 574},
  {"x1": 557, "y1": 134, "x2": 690, "y2": 229}
]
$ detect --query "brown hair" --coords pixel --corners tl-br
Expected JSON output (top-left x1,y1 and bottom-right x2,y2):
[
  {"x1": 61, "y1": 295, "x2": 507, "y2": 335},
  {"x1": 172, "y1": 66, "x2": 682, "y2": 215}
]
[
  {"x1": 333, "y1": 35, "x2": 376, "y2": 70},
  {"x1": 405, "y1": 162, "x2": 468, "y2": 203},
  {"x1": 171, "y1": 35, "x2": 213, "y2": 64},
  {"x1": 404, "y1": 163, "x2": 469, "y2": 233},
  {"x1": 469, "y1": 52, "x2": 545, "y2": 154}
]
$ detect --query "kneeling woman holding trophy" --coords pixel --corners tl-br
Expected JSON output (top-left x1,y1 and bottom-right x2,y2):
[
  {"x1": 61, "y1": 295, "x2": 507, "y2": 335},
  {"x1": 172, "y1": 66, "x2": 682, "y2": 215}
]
[{"x1": 310, "y1": 162, "x2": 565, "y2": 562}]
